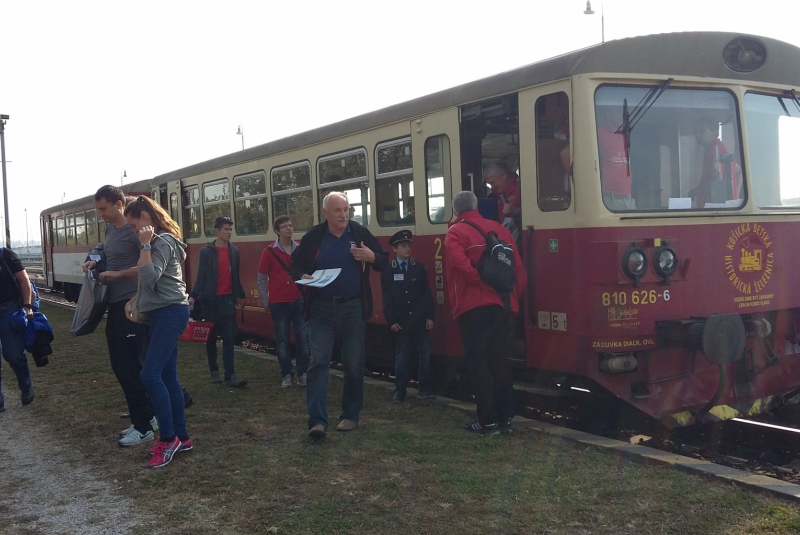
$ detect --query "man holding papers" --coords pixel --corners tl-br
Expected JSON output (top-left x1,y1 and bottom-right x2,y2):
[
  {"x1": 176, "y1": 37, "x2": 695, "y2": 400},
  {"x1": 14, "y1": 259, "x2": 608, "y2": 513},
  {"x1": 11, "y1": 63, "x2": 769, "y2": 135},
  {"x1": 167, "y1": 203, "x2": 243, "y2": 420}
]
[{"x1": 291, "y1": 192, "x2": 388, "y2": 439}]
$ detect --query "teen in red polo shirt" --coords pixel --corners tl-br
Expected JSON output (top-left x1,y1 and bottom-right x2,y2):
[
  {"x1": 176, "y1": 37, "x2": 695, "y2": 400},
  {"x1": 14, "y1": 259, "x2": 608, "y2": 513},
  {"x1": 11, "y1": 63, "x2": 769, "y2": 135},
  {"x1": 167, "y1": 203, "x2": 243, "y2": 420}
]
[{"x1": 257, "y1": 216, "x2": 309, "y2": 388}]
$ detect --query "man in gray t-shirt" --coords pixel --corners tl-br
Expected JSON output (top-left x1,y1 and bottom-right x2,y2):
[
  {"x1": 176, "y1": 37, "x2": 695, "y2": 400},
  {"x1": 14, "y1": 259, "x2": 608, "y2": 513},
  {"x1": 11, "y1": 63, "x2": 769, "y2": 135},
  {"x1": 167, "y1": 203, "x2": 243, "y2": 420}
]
[{"x1": 82, "y1": 185, "x2": 156, "y2": 447}]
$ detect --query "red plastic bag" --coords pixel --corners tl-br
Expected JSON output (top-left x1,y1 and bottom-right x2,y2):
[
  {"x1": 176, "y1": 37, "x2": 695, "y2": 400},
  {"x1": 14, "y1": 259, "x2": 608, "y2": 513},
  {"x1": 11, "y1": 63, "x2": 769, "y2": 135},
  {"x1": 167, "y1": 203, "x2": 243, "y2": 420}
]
[{"x1": 179, "y1": 321, "x2": 214, "y2": 343}]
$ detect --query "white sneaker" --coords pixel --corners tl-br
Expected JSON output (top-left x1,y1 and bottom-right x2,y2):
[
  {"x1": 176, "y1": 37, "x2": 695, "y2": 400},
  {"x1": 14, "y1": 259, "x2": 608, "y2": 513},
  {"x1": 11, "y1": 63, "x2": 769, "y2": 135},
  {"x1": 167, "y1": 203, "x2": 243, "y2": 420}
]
[
  {"x1": 119, "y1": 416, "x2": 158, "y2": 437},
  {"x1": 281, "y1": 374, "x2": 293, "y2": 388},
  {"x1": 118, "y1": 429, "x2": 155, "y2": 447},
  {"x1": 297, "y1": 373, "x2": 307, "y2": 387}
]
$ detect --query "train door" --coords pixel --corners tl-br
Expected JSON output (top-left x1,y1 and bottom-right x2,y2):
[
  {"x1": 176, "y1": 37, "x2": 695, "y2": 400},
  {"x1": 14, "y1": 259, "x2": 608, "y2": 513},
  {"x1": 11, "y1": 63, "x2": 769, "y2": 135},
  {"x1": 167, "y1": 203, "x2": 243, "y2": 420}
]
[
  {"x1": 459, "y1": 94, "x2": 526, "y2": 361},
  {"x1": 42, "y1": 215, "x2": 54, "y2": 287},
  {"x1": 518, "y1": 81, "x2": 573, "y2": 367},
  {"x1": 410, "y1": 108, "x2": 460, "y2": 357},
  {"x1": 152, "y1": 183, "x2": 168, "y2": 211}
]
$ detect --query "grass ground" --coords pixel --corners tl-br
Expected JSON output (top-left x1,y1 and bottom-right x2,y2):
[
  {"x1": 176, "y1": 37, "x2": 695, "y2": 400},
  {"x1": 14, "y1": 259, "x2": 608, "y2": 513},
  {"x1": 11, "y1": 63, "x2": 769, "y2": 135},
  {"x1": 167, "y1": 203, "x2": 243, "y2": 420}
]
[{"x1": 3, "y1": 302, "x2": 800, "y2": 534}]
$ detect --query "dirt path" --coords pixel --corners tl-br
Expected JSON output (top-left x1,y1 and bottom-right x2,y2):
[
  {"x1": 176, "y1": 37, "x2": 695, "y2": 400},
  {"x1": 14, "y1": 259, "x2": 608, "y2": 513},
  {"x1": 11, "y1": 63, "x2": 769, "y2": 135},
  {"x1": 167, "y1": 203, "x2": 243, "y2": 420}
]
[{"x1": 0, "y1": 403, "x2": 157, "y2": 535}]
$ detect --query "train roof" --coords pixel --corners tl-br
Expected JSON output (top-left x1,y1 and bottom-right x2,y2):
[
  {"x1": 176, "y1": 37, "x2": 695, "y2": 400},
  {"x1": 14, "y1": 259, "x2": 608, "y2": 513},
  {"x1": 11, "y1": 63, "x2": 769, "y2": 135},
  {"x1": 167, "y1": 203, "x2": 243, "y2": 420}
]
[{"x1": 40, "y1": 178, "x2": 153, "y2": 217}]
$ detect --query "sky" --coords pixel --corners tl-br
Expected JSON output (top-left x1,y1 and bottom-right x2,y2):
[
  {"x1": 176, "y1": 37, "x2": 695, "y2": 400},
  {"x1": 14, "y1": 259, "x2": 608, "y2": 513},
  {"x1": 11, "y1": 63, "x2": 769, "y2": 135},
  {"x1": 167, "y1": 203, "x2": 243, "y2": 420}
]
[{"x1": 2, "y1": 0, "x2": 799, "y2": 245}]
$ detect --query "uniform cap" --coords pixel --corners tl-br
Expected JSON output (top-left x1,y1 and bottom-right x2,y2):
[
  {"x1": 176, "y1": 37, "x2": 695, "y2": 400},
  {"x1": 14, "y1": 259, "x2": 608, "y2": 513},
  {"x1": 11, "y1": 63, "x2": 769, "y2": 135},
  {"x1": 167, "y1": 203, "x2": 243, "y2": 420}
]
[{"x1": 389, "y1": 230, "x2": 413, "y2": 246}]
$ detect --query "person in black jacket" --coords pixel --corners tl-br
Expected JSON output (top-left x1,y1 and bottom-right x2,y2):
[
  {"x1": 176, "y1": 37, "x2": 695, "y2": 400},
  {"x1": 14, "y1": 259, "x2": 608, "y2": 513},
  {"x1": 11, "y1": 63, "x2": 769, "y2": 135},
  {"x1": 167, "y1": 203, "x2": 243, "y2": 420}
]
[
  {"x1": 189, "y1": 216, "x2": 247, "y2": 387},
  {"x1": 381, "y1": 230, "x2": 435, "y2": 403},
  {"x1": 291, "y1": 192, "x2": 388, "y2": 439}
]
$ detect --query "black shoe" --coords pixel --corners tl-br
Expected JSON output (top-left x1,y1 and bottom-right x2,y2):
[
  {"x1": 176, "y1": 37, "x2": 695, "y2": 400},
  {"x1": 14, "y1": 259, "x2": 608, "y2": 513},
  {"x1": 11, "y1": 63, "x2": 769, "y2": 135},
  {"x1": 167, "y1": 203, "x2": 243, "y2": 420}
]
[
  {"x1": 183, "y1": 388, "x2": 195, "y2": 409},
  {"x1": 0, "y1": 404, "x2": 5, "y2": 413},
  {"x1": 463, "y1": 420, "x2": 499, "y2": 436},
  {"x1": 498, "y1": 417, "x2": 513, "y2": 435},
  {"x1": 21, "y1": 388, "x2": 35, "y2": 406},
  {"x1": 392, "y1": 390, "x2": 406, "y2": 404},
  {"x1": 226, "y1": 375, "x2": 248, "y2": 388},
  {"x1": 309, "y1": 424, "x2": 326, "y2": 440},
  {"x1": 416, "y1": 391, "x2": 435, "y2": 400}
]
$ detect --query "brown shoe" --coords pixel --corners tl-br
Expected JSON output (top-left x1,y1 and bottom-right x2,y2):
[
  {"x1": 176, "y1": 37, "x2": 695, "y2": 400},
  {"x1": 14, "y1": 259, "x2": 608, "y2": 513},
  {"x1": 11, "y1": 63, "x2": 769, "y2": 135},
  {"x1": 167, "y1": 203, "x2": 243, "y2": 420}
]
[
  {"x1": 336, "y1": 419, "x2": 357, "y2": 432},
  {"x1": 309, "y1": 424, "x2": 326, "y2": 439}
]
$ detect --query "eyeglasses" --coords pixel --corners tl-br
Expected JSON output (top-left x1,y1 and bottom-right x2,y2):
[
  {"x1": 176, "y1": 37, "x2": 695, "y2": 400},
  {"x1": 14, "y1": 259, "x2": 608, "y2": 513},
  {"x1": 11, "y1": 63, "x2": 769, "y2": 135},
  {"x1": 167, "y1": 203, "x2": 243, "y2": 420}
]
[{"x1": 279, "y1": 223, "x2": 293, "y2": 230}]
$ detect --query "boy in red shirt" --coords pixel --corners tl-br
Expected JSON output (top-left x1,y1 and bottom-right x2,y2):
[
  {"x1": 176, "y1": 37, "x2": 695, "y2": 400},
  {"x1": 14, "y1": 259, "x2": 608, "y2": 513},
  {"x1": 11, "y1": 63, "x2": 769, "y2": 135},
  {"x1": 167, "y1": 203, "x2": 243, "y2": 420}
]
[
  {"x1": 257, "y1": 216, "x2": 309, "y2": 387},
  {"x1": 189, "y1": 216, "x2": 247, "y2": 387}
]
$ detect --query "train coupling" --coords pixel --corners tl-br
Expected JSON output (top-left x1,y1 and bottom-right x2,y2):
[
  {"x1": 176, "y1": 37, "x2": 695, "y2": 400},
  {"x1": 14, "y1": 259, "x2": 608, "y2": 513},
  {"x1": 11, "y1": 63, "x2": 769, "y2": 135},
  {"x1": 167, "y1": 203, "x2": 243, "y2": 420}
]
[{"x1": 656, "y1": 313, "x2": 746, "y2": 365}]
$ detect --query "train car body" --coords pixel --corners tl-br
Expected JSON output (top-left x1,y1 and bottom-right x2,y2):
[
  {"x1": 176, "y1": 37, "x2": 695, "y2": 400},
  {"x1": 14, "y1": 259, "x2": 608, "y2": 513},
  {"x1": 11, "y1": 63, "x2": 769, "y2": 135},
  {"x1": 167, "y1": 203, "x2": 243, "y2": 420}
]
[
  {"x1": 44, "y1": 32, "x2": 800, "y2": 427},
  {"x1": 39, "y1": 179, "x2": 152, "y2": 301}
]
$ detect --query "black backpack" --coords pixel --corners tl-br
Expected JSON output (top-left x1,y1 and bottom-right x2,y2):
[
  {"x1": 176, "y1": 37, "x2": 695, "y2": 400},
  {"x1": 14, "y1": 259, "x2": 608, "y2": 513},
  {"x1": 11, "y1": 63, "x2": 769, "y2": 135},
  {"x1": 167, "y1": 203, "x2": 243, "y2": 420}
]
[{"x1": 459, "y1": 220, "x2": 516, "y2": 309}]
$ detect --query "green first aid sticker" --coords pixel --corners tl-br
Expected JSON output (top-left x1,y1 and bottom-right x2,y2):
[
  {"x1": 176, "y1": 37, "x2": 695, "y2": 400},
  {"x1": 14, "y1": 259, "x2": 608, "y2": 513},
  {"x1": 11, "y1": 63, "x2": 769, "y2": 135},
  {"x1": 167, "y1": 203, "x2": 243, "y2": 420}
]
[{"x1": 549, "y1": 239, "x2": 558, "y2": 252}]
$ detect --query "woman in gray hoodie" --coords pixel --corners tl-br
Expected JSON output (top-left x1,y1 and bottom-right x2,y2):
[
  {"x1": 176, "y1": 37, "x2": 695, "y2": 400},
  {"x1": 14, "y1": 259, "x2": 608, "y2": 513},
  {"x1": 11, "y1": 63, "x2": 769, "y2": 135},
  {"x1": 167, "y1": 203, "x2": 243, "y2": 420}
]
[{"x1": 124, "y1": 196, "x2": 192, "y2": 468}]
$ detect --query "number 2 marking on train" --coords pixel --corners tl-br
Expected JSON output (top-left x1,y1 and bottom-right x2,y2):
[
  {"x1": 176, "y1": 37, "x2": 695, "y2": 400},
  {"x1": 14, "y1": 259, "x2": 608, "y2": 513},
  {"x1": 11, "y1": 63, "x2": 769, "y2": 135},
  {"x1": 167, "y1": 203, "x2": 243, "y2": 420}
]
[{"x1": 434, "y1": 238, "x2": 443, "y2": 259}]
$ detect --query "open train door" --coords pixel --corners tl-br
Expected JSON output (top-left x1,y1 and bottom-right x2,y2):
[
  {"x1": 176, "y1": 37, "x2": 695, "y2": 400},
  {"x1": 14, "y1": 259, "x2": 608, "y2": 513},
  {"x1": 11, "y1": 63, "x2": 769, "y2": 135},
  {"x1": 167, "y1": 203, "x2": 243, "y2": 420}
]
[{"x1": 410, "y1": 108, "x2": 461, "y2": 358}]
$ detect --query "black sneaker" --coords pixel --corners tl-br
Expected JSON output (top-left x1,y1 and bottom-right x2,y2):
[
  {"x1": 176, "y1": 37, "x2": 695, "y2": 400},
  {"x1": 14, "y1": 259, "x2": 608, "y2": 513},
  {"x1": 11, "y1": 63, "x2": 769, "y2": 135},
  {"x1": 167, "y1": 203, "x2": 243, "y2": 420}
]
[
  {"x1": 416, "y1": 391, "x2": 435, "y2": 400},
  {"x1": 463, "y1": 420, "x2": 499, "y2": 436},
  {"x1": 21, "y1": 388, "x2": 35, "y2": 406},
  {"x1": 183, "y1": 387, "x2": 195, "y2": 409},
  {"x1": 498, "y1": 416, "x2": 513, "y2": 435},
  {"x1": 392, "y1": 390, "x2": 406, "y2": 404},
  {"x1": 226, "y1": 375, "x2": 248, "y2": 388}
]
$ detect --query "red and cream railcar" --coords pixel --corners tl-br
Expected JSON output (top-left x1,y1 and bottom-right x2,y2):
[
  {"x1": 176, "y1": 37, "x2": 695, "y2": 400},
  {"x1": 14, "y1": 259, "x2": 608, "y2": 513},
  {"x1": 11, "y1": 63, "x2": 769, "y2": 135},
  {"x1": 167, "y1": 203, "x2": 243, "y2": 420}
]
[
  {"x1": 40, "y1": 179, "x2": 152, "y2": 301},
  {"x1": 51, "y1": 32, "x2": 800, "y2": 427}
]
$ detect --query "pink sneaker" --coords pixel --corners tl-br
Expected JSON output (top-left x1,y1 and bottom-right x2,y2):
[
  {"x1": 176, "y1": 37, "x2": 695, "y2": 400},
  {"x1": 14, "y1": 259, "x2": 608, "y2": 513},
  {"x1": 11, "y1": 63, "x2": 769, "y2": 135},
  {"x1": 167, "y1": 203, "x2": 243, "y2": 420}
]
[
  {"x1": 150, "y1": 437, "x2": 193, "y2": 455},
  {"x1": 148, "y1": 437, "x2": 182, "y2": 468}
]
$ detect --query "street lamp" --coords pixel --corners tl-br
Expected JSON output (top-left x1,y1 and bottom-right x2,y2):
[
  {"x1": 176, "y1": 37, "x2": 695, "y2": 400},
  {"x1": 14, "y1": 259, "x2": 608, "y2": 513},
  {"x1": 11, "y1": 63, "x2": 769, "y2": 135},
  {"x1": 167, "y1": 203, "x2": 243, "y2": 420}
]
[
  {"x1": 0, "y1": 114, "x2": 11, "y2": 248},
  {"x1": 24, "y1": 207, "x2": 29, "y2": 250},
  {"x1": 121, "y1": 169, "x2": 127, "y2": 186},
  {"x1": 584, "y1": 0, "x2": 604, "y2": 44},
  {"x1": 236, "y1": 125, "x2": 245, "y2": 150}
]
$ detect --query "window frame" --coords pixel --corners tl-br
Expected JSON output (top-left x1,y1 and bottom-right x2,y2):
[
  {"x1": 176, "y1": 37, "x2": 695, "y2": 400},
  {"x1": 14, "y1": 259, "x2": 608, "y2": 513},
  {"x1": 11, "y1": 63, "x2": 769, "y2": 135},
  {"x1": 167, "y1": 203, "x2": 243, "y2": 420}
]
[
  {"x1": 271, "y1": 160, "x2": 314, "y2": 232},
  {"x1": 182, "y1": 185, "x2": 201, "y2": 239},
  {"x1": 202, "y1": 178, "x2": 231, "y2": 237},
  {"x1": 316, "y1": 147, "x2": 370, "y2": 225},
  {"x1": 375, "y1": 137, "x2": 414, "y2": 227},
  {"x1": 233, "y1": 170, "x2": 269, "y2": 236},
  {"x1": 424, "y1": 135, "x2": 452, "y2": 224}
]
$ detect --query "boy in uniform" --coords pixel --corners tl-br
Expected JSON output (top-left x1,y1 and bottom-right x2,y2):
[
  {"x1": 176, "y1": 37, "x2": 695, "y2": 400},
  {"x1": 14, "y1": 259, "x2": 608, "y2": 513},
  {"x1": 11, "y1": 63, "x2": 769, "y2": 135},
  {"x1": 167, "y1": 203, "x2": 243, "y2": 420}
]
[{"x1": 380, "y1": 230, "x2": 435, "y2": 403}]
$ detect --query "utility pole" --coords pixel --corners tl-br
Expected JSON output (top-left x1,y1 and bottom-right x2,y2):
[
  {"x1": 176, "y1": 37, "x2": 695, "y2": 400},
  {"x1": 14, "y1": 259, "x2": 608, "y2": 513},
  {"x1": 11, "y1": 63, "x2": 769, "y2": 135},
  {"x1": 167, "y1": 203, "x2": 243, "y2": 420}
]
[{"x1": 0, "y1": 114, "x2": 10, "y2": 248}]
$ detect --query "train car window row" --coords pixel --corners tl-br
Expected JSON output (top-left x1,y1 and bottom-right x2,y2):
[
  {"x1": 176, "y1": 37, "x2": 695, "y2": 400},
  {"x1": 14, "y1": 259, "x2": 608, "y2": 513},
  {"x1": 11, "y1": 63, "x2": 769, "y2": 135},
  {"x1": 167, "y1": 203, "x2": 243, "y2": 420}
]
[
  {"x1": 375, "y1": 137, "x2": 414, "y2": 227},
  {"x1": 203, "y1": 179, "x2": 230, "y2": 237},
  {"x1": 233, "y1": 171, "x2": 269, "y2": 236},
  {"x1": 271, "y1": 161, "x2": 314, "y2": 232},
  {"x1": 55, "y1": 217, "x2": 65, "y2": 247},
  {"x1": 182, "y1": 185, "x2": 201, "y2": 239},
  {"x1": 86, "y1": 209, "x2": 98, "y2": 246},
  {"x1": 743, "y1": 92, "x2": 800, "y2": 209},
  {"x1": 317, "y1": 148, "x2": 370, "y2": 225}
]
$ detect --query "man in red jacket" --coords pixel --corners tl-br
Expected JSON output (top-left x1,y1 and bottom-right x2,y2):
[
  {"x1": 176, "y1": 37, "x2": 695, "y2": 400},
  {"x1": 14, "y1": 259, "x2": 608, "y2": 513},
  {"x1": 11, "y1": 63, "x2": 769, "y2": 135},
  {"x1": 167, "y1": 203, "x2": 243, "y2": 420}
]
[{"x1": 444, "y1": 191, "x2": 526, "y2": 435}]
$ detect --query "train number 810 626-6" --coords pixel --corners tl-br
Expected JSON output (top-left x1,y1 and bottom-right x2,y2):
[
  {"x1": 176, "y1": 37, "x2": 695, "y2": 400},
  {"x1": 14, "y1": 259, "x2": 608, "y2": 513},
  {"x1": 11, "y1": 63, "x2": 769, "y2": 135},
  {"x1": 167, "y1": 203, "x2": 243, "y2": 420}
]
[{"x1": 601, "y1": 290, "x2": 671, "y2": 306}]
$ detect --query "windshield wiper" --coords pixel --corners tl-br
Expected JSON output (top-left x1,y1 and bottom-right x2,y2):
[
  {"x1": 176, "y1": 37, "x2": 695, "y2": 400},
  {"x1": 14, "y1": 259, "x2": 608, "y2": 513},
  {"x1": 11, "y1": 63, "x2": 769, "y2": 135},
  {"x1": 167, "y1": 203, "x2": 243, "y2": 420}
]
[
  {"x1": 616, "y1": 79, "x2": 673, "y2": 175},
  {"x1": 783, "y1": 89, "x2": 800, "y2": 115}
]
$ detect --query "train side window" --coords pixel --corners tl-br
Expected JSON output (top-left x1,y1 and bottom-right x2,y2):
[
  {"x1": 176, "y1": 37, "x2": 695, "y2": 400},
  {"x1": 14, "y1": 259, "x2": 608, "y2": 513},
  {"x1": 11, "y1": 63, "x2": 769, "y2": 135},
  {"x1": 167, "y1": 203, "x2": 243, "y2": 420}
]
[
  {"x1": 203, "y1": 179, "x2": 230, "y2": 237},
  {"x1": 56, "y1": 217, "x2": 65, "y2": 247},
  {"x1": 271, "y1": 162, "x2": 314, "y2": 232},
  {"x1": 425, "y1": 135, "x2": 452, "y2": 224},
  {"x1": 75, "y1": 211, "x2": 87, "y2": 246},
  {"x1": 375, "y1": 138, "x2": 414, "y2": 226},
  {"x1": 233, "y1": 171, "x2": 268, "y2": 235},
  {"x1": 536, "y1": 92, "x2": 571, "y2": 212},
  {"x1": 86, "y1": 209, "x2": 98, "y2": 246},
  {"x1": 182, "y1": 186, "x2": 201, "y2": 239},
  {"x1": 169, "y1": 193, "x2": 179, "y2": 222},
  {"x1": 317, "y1": 148, "x2": 370, "y2": 225},
  {"x1": 66, "y1": 214, "x2": 76, "y2": 246}
]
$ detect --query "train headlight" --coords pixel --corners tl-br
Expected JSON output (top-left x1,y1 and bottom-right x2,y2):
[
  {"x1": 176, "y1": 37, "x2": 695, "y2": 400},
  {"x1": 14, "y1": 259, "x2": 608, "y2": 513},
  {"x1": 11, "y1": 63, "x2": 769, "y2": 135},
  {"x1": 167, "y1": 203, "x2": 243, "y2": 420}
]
[
  {"x1": 653, "y1": 244, "x2": 678, "y2": 283},
  {"x1": 621, "y1": 244, "x2": 648, "y2": 287}
]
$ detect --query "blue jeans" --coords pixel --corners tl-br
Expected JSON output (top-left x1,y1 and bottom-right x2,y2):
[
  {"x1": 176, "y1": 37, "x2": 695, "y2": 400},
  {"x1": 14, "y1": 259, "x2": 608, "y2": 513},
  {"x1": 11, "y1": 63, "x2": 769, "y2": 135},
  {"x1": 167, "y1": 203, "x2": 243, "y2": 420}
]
[
  {"x1": 306, "y1": 299, "x2": 365, "y2": 430},
  {"x1": 140, "y1": 304, "x2": 190, "y2": 439},
  {"x1": 0, "y1": 301, "x2": 32, "y2": 407},
  {"x1": 272, "y1": 297, "x2": 310, "y2": 377},
  {"x1": 395, "y1": 329, "x2": 433, "y2": 394},
  {"x1": 206, "y1": 295, "x2": 237, "y2": 380}
]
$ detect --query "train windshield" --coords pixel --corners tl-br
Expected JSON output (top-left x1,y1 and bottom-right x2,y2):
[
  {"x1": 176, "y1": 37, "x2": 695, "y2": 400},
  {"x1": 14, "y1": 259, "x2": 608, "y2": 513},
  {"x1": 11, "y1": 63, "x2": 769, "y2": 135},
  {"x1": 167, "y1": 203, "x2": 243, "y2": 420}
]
[
  {"x1": 594, "y1": 85, "x2": 744, "y2": 212},
  {"x1": 743, "y1": 92, "x2": 800, "y2": 209}
]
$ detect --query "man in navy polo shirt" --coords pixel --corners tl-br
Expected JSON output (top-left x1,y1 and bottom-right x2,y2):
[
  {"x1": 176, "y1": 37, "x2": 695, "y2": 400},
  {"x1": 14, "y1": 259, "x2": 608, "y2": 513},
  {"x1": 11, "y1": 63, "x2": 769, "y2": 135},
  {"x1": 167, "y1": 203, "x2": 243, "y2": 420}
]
[{"x1": 291, "y1": 192, "x2": 388, "y2": 439}]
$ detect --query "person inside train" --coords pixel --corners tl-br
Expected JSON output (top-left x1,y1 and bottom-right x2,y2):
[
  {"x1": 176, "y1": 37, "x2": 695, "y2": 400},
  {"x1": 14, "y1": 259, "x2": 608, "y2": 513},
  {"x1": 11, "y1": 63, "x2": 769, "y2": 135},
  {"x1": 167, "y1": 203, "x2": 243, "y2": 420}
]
[
  {"x1": 483, "y1": 162, "x2": 521, "y2": 244},
  {"x1": 189, "y1": 216, "x2": 248, "y2": 388},
  {"x1": 398, "y1": 196, "x2": 415, "y2": 225},
  {"x1": 83, "y1": 186, "x2": 157, "y2": 447},
  {"x1": 257, "y1": 215, "x2": 309, "y2": 388},
  {"x1": 597, "y1": 106, "x2": 636, "y2": 211},
  {"x1": 0, "y1": 247, "x2": 37, "y2": 412},
  {"x1": 380, "y1": 229, "x2": 435, "y2": 403},
  {"x1": 689, "y1": 116, "x2": 742, "y2": 207},
  {"x1": 123, "y1": 195, "x2": 193, "y2": 468}
]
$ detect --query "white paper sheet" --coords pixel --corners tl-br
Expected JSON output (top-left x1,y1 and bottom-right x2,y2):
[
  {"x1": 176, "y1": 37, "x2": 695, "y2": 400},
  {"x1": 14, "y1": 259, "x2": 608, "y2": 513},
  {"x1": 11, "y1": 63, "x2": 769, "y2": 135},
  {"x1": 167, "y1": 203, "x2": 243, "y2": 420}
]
[{"x1": 295, "y1": 268, "x2": 342, "y2": 288}]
